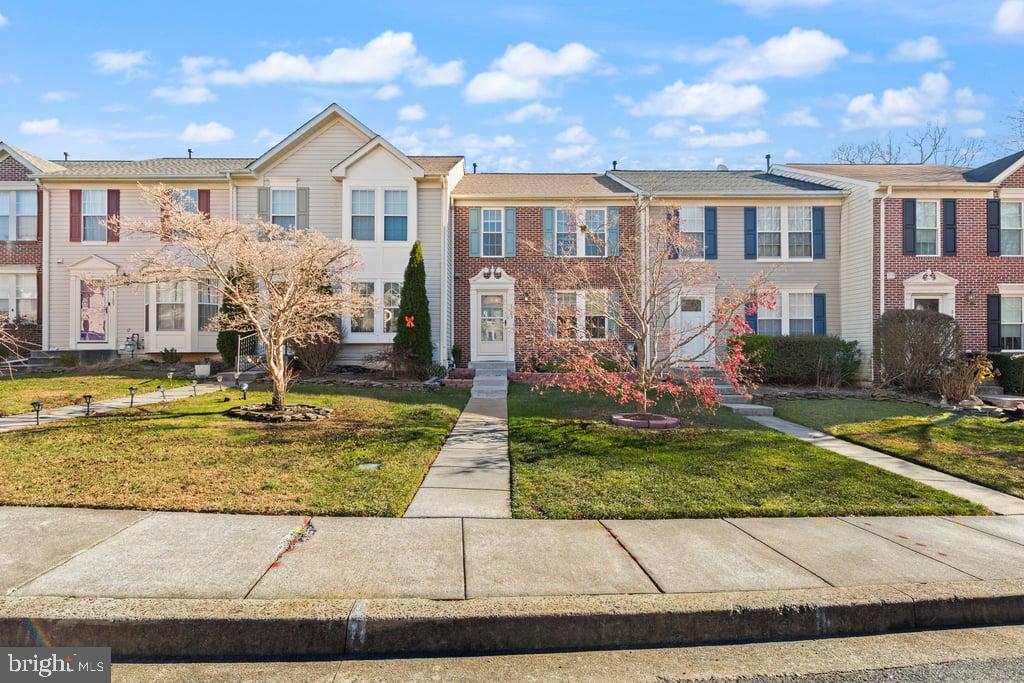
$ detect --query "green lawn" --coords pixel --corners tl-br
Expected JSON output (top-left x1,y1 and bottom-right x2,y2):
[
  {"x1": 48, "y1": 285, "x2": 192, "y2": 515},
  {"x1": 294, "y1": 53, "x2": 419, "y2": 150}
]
[
  {"x1": 0, "y1": 371, "x2": 191, "y2": 417},
  {"x1": 508, "y1": 385, "x2": 986, "y2": 519},
  {"x1": 0, "y1": 384, "x2": 468, "y2": 516},
  {"x1": 774, "y1": 399, "x2": 1024, "y2": 499}
]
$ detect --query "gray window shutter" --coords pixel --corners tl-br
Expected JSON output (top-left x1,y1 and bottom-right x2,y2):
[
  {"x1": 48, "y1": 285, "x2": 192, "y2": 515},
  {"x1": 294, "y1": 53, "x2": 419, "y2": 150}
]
[
  {"x1": 607, "y1": 206, "x2": 620, "y2": 256},
  {"x1": 257, "y1": 187, "x2": 271, "y2": 222},
  {"x1": 504, "y1": 207, "x2": 516, "y2": 257},
  {"x1": 296, "y1": 187, "x2": 309, "y2": 229},
  {"x1": 902, "y1": 199, "x2": 916, "y2": 256},
  {"x1": 543, "y1": 208, "x2": 555, "y2": 256},
  {"x1": 468, "y1": 207, "x2": 481, "y2": 256},
  {"x1": 813, "y1": 293, "x2": 826, "y2": 336},
  {"x1": 988, "y1": 294, "x2": 1001, "y2": 352},
  {"x1": 743, "y1": 207, "x2": 757, "y2": 259},
  {"x1": 704, "y1": 207, "x2": 717, "y2": 259},
  {"x1": 544, "y1": 290, "x2": 556, "y2": 336},
  {"x1": 608, "y1": 290, "x2": 622, "y2": 337}
]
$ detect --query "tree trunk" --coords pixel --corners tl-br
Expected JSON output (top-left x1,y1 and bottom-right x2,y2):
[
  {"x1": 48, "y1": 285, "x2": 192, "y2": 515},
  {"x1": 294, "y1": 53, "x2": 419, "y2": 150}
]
[{"x1": 267, "y1": 338, "x2": 288, "y2": 411}]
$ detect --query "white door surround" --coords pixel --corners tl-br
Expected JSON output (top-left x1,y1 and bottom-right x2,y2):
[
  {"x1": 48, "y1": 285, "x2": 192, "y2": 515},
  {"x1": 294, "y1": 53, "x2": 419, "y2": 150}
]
[
  {"x1": 903, "y1": 270, "x2": 957, "y2": 317},
  {"x1": 469, "y1": 267, "x2": 515, "y2": 363},
  {"x1": 674, "y1": 286, "x2": 716, "y2": 366},
  {"x1": 67, "y1": 255, "x2": 119, "y2": 350}
]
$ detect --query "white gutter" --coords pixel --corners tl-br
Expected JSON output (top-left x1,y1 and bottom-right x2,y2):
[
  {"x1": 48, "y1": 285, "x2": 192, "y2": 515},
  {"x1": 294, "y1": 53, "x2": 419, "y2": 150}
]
[{"x1": 880, "y1": 185, "x2": 892, "y2": 315}]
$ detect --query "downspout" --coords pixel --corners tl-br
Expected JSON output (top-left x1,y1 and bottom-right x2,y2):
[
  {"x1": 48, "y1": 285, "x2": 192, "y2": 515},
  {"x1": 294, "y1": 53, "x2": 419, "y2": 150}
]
[
  {"x1": 879, "y1": 185, "x2": 892, "y2": 315},
  {"x1": 439, "y1": 174, "x2": 449, "y2": 365},
  {"x1": 41, "y1": 185, "x2": 50, "y2": 350},
  {"x1": 640, "y1": 193, "x2": 652, "y2": 366}
]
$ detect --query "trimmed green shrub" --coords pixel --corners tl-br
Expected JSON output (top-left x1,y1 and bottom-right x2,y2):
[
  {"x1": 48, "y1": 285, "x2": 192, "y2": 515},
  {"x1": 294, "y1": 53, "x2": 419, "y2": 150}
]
[
  {"x1": 451, "y1": 344, "x2": 463, "y2": 368},
  {"x1": 393, "y1": 241, "x2": 433, "y2": 377},
  {"x1": 160, "y1": 348, "x2": 182, "y2": 364},
  {"x1": 215, "y1": 268, "x2": 256, "y2": 365},
  {"x1": 738, "y1": 335, "x2": 861, "y2": 386},
  {"x1": 991, "y1": 353, "x2": 1024, "y2": 394}
]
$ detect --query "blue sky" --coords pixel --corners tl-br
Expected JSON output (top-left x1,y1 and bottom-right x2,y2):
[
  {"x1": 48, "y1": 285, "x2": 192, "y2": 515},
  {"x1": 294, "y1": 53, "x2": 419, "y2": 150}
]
[{"x1": 1, "y1": 0, "x2": 1022, "y2": 171}]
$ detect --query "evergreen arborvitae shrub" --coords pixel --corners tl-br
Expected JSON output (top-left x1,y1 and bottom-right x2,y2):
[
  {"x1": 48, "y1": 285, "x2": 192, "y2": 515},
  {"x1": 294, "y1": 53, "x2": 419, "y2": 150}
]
[
  {"x1": 215, "y1": 268, "x2": 255, "y2": 364},
  {"x1": 393, "y1": 241, "x2": 433, "y2": 375}
]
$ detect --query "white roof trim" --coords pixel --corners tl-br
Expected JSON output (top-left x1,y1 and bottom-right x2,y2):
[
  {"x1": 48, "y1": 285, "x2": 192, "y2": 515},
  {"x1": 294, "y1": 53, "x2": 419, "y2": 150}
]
[
  {"x1": 246, "y1": 104, "x2": 375, "y2": 173},
  {"x1": 904, "y1": 270, "x2": 959, "y2": 287},
  {"x1": 468, "y1": 266, "x2": 516, "y2": 286},
  {"x1": 331, "y1": 136, "x2": 424, "y2": 178},
  {"x1": 604, "y1": 171, "x2": 643, "y2": 194},
  {"x1": 0, "y1": 142, "x2": 49, "y2": 175},
  {"x1": 998, "y1": 283, "x2": 1024, "y2": 296},
  {"x1": 774, "y1": 164, "x2": 880, "y2": 191},
  {"x1": 993, "y1": 155, "x2": 1024, "y2": 185},
  {"x1": 68, "y1": 254, "x2": 119, "y2": 272}
]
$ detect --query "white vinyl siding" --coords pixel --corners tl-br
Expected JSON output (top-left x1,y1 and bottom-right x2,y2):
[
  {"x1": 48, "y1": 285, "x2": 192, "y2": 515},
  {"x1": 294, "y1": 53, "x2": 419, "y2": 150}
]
[
  {"x1": 1001, "y1": 202, "x2": 1023, "y2": 256},
  {"x1": 915, "y1": 200, "x2": 939, "y2": 256}
]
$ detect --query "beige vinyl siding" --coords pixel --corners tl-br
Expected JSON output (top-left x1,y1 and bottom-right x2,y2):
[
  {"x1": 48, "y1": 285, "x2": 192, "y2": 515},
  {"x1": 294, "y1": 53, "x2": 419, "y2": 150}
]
[
  {"x1": 418, "y1": 187, "x2": 443, "y2": 363},
  {"x1": 47, "y1": 183, "x2": 230, "y2": 351}
]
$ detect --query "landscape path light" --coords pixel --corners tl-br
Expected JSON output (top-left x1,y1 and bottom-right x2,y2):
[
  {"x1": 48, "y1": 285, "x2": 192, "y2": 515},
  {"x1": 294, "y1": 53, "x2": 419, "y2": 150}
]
[
  {"x1": 240, "y1": 382, "x2": 249, "y2": 401},
  {"x1": 83, "y1": 395, "x2": 93, "y2": 416},
  {"x1": 31, "y1": 401, "x2": 43, "y2": 425},
  {"x1": 191, "y1": 379, "x2": 198, "y2": 396},
  {"x1": 128, "y1": 386, "x2": 137, "y2": 408},
  {"x1": 158, "y1": 385, "x2": 166, "y2": 401}
]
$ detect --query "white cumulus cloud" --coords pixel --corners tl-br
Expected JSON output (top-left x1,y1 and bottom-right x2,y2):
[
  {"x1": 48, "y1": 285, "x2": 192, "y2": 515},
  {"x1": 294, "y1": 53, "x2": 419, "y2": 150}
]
[
  {"x1": 555, "y1": 125, "x2": 595, "y2": 145},
  {"x1": 399, "y1": 104, "x2": 426, "y2": 121},
  {"x1": 684, "y1": 129, "x2": 770, "y2": 148},
  {"x1": 629, "y1": 80, "x2": 767, "y2": 120},
  {"x1": 179, "y1": 121, "x2": 234, "y2": 144},
  {"x1": 504, "y1": 102, "x2": 560, "y2": 123},
  {"x1": 152, "y1": 85, "x2": 215, "y2": 104},
  {"x1": 706, "y1": 28, "x2": 848, "y2": 82},
  {"x1": 0, "y1": 12, "x2": 7, "y2": 27},
  {"x1": 373, "y1": 84, "x2": 402, "y2": 100},
  {"x1": 92, "y1": 49, "x2": 150, "y2": 78},
  {"x1": 465, "y1": 42, "x2": 598, "y2": 103},
  {"x1": 724, "y1": 0, "x2": 834, "y2": 14},
  {"x1": 780, "y1": 107, "x2": 821, "y2": 127},
  {"x1": 40, "y1": 91, "x2": 75, "y2": 102},
  {"x1": 994, "y1": 0, "x2": 1024, "y2": 34},
  {"x1": 19, "y1": 118, "x2": 62, "y2": 135},
  {"x1": 409, "y1": 60, "x2": 464, "y2": 86},
  {"x1": 890, "y1": 36, "x2": 945, "y2": 62},
  {"x1": 253, "y1": 128, "x2": 283, "y2": 145},
  {"x1": 842, "y1": 72, "x2": 950, "y2": 129}
]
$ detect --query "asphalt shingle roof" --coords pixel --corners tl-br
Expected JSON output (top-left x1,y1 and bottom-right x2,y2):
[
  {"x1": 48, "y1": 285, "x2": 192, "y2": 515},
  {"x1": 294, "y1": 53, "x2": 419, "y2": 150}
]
[
  {"x1": 0, "y1": 142, "x2": 66, "y2": 173},
  {"x1": 962, "y1": 151, "x2": 1024, "y2": 183},
  {"x1": 453, "y1": 173, "x2": 632, "y2": 198},
  {"x1": 37, "y1": 158, "x2": 255, "y2": 178},
  {"x1": 786, "y1": 163, "x2": 970, "y2": 185},
  {"x1": 611, "y1": 170, "x2": 843, "y2": 195},
  {"x1": 409, "y1": 155, "x2": 463, "y2": 176}
]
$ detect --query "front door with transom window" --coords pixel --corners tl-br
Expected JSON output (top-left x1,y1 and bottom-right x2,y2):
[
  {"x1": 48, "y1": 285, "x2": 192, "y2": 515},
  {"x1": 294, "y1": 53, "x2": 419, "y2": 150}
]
[{"x1": 478, "y1": 293, "x2": 507, "y2": 357}]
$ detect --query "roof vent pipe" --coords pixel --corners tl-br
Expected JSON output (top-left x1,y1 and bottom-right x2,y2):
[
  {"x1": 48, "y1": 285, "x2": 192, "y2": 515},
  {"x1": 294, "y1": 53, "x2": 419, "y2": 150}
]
[
  {"x1": 765, "y1": 154, "x2": 771, "y2": 173},
  {"x1": 188, "y1": 148, "x2": 193, "y2": 159},
  {"x1": 612, "y1": 160, "x2": 617, "y2": 171},
  {"x1": 63, "y1": 152, "x2": 69, "y2": 161},
  {"x1": 472, "y1": 162, "x2": 477, "y2": 174}
]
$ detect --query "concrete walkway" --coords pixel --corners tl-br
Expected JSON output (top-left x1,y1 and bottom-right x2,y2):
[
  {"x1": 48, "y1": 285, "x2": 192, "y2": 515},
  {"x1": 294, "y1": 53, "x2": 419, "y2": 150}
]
[
  {"x1": 404, "y1": 396, "x2": 511, "y2": 518},
  {"x1": 750, "y1": 415, "x2": 1024, "y2": 515},
  {"x1": 0, "y1": 383, "x2": 223, "y2": 433},
  {"x1": 4, "y1": 506, "x2": 1024, "y2": 601}
]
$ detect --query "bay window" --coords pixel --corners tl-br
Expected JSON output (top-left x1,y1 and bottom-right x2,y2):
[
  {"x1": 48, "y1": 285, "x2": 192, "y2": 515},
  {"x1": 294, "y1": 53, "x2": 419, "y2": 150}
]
[
  {"x1": 155, "y1": 282, "x2": 185, "y2": 331},
  {"x1": 271, "y1": 190, "x2": 296, "y2": 229},
  {"x1": 383, "y1": 281, "x2": 401, "y2": 333},
  {"x1": 481, "y1": 208, "x2": 504, "y2": 257},
  {"x1": 82, "y1": 190, "x2": 108, "y2": 242},
  {"x1": 197, "y1": 280, "x2": 219, "y2": 331},
  {"x1": 679, "y1": 206, "x2": 705, "y2": 258},
  {"x1": 1001, "y1": 202, "x2": 1023, "y2": 257},
  {"x1": 915, "y1": 200, "x2": 939, "y2": 256},
  {"x1": 351, "y1": 282, "x2": 375, "y2": 333},
  {"x1": 787, "y1": 207, "x2": 813, "y2": 259},
  {"x1": 351, "y1": 190, "x2": 375, "y2": 241},
  {"x1": 384, "y1": 190, "x2": 408, "y2": 241},
  {"x1": 1002, "y1": 296, "x2": 1024, "y2": 351},
  {"x1": 756, "y1": 206, "x2": 782, "y2": 258}
]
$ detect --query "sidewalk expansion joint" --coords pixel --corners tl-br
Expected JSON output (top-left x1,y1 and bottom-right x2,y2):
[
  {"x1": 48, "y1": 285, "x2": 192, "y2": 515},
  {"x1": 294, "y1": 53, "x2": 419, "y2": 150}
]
[
  {"x1": 837, "y1": 517, "x2": 983, "y2": 581},
  {"x1": 723, "y1": 518, "x2": 836, "y2": 588},
  {"x1": 599, "y1": 521, "x2": 665, "y2": 593},
  {"x1": 244, "y1": 516, "x2": 317, "y2": 599}
]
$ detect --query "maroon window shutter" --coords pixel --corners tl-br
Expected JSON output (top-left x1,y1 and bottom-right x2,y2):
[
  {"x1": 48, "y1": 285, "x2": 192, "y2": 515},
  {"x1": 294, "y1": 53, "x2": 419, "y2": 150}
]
[
  {"x1": 107, "y1": 189, "x2": 120, "y2": 242},
  {"x1": 69, "y1": 190, "x2": 82, "y2": 242},
  {"x1": 197, "y1": 189, "x2": 211, "y2": 218},
  {"x1": 36, "y1": 269, "x2": 43, "y2": 324},
  {"x1": 36, "y1": 189, "x2": 43, "y2": 241}
]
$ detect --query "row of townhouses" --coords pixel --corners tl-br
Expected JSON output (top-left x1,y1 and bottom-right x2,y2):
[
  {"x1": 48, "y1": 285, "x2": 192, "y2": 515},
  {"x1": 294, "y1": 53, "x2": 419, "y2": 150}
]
[{"x1": 2, "y1": 103, "x2": 1023, "y2": 378}]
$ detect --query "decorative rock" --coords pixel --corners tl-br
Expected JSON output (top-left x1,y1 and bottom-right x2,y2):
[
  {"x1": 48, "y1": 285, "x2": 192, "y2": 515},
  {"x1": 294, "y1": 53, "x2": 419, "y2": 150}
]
[
  {"x1": 226, "y1": 404, "x2": 333, "y2": 423},
  {"x1": 610, "y1": 413, "x2": 680, "y2": 430}
]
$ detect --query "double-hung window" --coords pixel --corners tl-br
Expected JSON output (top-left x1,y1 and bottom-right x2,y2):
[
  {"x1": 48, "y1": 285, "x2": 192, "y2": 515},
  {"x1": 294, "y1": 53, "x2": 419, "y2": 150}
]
[
  {"x1": 351, "y1": 282, "x2": 375, "y2": 333},
  {"x1": 155, "y1": 282, "x2": 185, "y2": 331},
  {"x1": 552, "y1": 290, "x2": 611, "y2": 340},
  {"x1": 1001, "y1": 202, "x2": 1023, "y2": 256},
  {"x1": 481, "y1": 208, "x2": 503, "y2": 257},
  {"x1": 915, "y1": 200, "x2": 939, "y2": 256},
  {"x1": 271, "y1": 190, "x2": 296, "y2": 229},
  {"x1": 757, "y1": 302, "x2": 783, "y2": 336},
  {"x1": 787, "y1": 207, "x2": 813, "y2": 259},
  {"x1": 555, "y1": 210, "x2": 577, "y2": 256},
  {"x1": 351, "y1": 190, "x2": 375, "y2": 241},
  {"x1": 384, "y1": 191, "x2": 408, "y2": 241},
  {"x1": 82, "y1": 190, "x2": 108, "y2": 242},
  {"x1": 0, "y1": 192, "x2": 8, "y2": 241},
  {"x1": 174, "y1": 189, "x2": 199, "y2": 213},
  {"x1": 584, "y1": 292, "x2": 608, "y2": 339},
  {"x1": 679, "y1": 206, "x2": 705, "y2": 258},
  {"x1": 1002, "y1": 296, "x2": 1024, "y2": 351},
  {"x1": 0, "y1": 191, "x2": 37, "y2": 241},
  {"x1": 756, "y1": 207, "x2": 782, "y2": 259},
  {"x1": 197, "y1": 280, "x2": 219, "y2": 331},
  {"x1": 1, "y1": 274, "x2": 38, "y2": 324},
  {"x1": 788, "y1": 292, "x2": 814, "y2": 336},
  {"x1": 583, "y1": 209, "x2": 607, "y2": 256},
  {"x1": 383, "y1": 282, "x2": 401, "y2": 333},
  {"x1": 555, "y1": 291, "x2": 577, "y2": 338}
]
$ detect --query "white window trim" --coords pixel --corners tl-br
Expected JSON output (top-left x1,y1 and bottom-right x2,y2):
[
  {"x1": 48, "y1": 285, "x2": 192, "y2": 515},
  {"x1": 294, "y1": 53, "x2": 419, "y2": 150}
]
[
  {"x1": 81, "y1": 189, "x2": 108, "y2": 245},
  {"x1": 481, "y1": 208, "x2": 505, "y2": 258},
  {"x1": 347, "y1": 277, "x2": 404, "y2": 342},
  {"x1": 0, "y1": 190, "x2": 38, "y2": 242},
  {"x1": 914, "y1": 199, "x2": 941, "y2": 257},
  {"x1": 383, "y1": 189, "x2": 410, "y2": 242},
  {"x1": 755, "y1": 206, "x2": 814, "y2": 262},
  {"x1": 1000, "y1": 200, "x2": 1024, "y2": 258},
  {"x1": 903, "y1": 271, "x2": 957, "y2": 317},
  {"x1": 270, "y1": 188, "x2": 297, "y2": 229},
  {"x1": 678, "y1": 205, "x2": 705, "y2": 261},
  {"x1": 555, "y1": 208, "x2": 608, "y2": 258},
  {"x1": 348, "y1": 185, "x2": 417, "y2": 245},
  {"x1": 998, "y1": 285, "x2": 1024, "y2": 352},
  {"x1": 0, "y1": 270, "x2": 38, "y2": 325},
  {"x1": 155, "y1": 282, "x2": 186, "y2": 332},
  {"x1": 758, "y1": 288, "x2": 817, "y2": 336},
  {"x1": 553, "y1": 289, "x2": 613, "y2": 340},
  {"x1": 468, "y1": 267, "x2": 516, "y2": 363}
]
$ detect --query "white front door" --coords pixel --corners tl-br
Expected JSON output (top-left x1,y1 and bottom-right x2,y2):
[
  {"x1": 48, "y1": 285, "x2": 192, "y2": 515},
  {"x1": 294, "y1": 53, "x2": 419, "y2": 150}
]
[
  {"x1": 80, "y1": 281, "x2": 109, "y2": 342},
  {"x1": 478, "y1": 293, "x2": 507, "y2": 357},
  {"x1": 677, "y1": 296, "x2": 710, "y2": 364}
]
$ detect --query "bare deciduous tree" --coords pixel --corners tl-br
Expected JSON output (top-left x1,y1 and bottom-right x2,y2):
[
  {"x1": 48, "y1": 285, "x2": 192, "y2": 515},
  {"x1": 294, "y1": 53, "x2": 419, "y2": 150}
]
[
  {"x1": 833, "y1": 124, "x2": 985, "y2": 166},
  {"x1": 117, "y1": 185, "x2": 366, "y2": 411},
  {"x1": 516, "y1": 196, "x2": 773, "y2": 416}
]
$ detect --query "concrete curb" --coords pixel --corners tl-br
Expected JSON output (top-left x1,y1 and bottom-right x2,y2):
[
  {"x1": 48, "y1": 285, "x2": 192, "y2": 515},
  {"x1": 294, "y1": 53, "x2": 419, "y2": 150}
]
[{"x1": 3, "y1": 580, "x2": 1024, "y2": 659}]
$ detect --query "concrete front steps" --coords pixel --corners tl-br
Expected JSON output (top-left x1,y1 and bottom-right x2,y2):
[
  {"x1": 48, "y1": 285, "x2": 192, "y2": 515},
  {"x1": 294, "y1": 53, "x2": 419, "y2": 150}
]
[
  {"x1": 469, "y1": 361, "x2": 511, "y2": 399},
  {"x1": 673, "y1": 367, "x2": 774, "y2": 417}
]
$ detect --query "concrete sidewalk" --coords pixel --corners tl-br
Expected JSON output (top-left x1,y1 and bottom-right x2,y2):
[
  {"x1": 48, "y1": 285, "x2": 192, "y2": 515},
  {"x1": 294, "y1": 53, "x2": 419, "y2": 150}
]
[{"x1": 0, "y1": 383, "x2": 223, "y2": 433}]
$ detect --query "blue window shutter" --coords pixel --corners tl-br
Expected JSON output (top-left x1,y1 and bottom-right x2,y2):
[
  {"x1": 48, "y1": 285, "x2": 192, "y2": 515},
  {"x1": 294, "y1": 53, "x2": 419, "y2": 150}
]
[
  {"x1": 608, "y1": 290, "x2": 622, "y2": 337},
  {"x1": 988, "y1": 294, "x2": 1001, "y2": 351},
  {"x1": 743, "y1": 207, "x2": 757, "y2": 259},
  {"x1": 704, "y1": 206, "x2": 717, "y2": 259},
  {"x1": 903, "y1": 199, "x2": 916, "y2": 256},
  {"x1": 987, "y1": 199, "x2": 1001, "y2": 256},
  {"x1": 812, "y1": 206, "x2": 825, "y2": 259},
  {"x1": 745, "y1": 304, "x2": 758, "y2": 333},
  {"x1": 942, "y1": 199, "x2": 957, "y2": 256},
  {"x1": 544, "y1": 290, "x2": 556, "y2": 336},
  {"x1": 543, "y1": 208, "x2": 555, "y2": 256},
  {"x1": 607, "y1": 206, "x2": 620, "y2": 256},
  {"x1": 813, "y1": 293, "x2": 826, "y2": 336},
  {"x1": 504, "y1": 207, "x2": 516, "y2": 257},
  {"x1": 468, "y1": 208, "x2": 481, "y2": 257}
]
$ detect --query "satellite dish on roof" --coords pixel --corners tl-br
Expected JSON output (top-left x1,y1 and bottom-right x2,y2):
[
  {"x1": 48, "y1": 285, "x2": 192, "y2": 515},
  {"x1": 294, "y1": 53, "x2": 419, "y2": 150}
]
[{"x1": 716, "y1": 164, "x2": 728, "y2": 171}]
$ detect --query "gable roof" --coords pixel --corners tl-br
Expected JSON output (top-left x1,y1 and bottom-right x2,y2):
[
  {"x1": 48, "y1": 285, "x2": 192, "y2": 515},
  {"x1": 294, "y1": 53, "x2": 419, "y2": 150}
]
[
  {"x1": 610, "y1": 170, "x2": 844, "y2": 196},
  {"x1": 331, "y1": 136, "x2": 424, "y2": 178},
  {"x1": 452, "y1": 173, "x2": 632, "y2": 198},
  {"x1": 35, "y1": 158, "x2": 253, "y2": 179},
  {"x1": 786, "y1": 163, "x2": 969, "y2": 185},
  {"x1": 408, "y1": 156, "x2": 463, "y2": 176},
  {"x1": 0, "y1": 141, "x2": 66, "y2": 174},
  {"x1": 962, "y1": 150, "x2": 1024, "y2": 183},
  {"x1": 245, "y1": 103, "x2": 375, "y2": 174}
]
